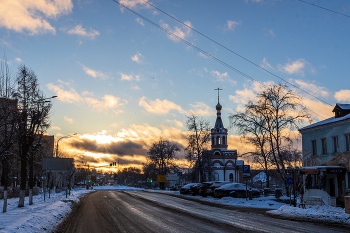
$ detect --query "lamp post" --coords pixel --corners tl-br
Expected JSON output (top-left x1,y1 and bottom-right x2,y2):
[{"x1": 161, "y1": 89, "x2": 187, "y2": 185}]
[
  {"x1": 56, "y1": 133, "x2": 76, "y2": 158},
  {"x1": 287, "y1": 166, "x2": 299, "y2": 207}
]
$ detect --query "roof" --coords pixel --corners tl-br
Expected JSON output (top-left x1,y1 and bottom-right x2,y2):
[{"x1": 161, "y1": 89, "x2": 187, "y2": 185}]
[
  {"x1": 299, "y1": 113, "x2": 350, "y2": 131},
  {"x1": 214, "y1": 116, "x2": 224, "y2": 129},
  {"x1": 333, "y1": 103, "x2": 350, "y2": 111}
]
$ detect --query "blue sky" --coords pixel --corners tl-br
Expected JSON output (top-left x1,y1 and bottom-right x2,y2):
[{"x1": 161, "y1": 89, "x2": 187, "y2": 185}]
[{"x1": 1, "y1": 0, "x2": 350, "y2": 170}]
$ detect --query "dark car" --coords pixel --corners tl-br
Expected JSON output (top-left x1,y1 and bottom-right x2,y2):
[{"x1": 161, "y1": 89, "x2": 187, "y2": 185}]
[
  {"x1": 190, "y1": 183, "x2": 202, "y2": 196},
  {"x1": 180, "y1": 183, "x2": 200, "y2": 195},
  {"x1": 215, "y1": 183, "x2": 260, "y2": 198},
  {"x1": 199, "y1": 181, "x2": 231, "y2": 197}
]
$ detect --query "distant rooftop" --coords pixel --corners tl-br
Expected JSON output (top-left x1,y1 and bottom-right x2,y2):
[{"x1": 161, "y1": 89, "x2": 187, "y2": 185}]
[{"x1": 299, "y1": 113, "x2": 350, "y2": 131}]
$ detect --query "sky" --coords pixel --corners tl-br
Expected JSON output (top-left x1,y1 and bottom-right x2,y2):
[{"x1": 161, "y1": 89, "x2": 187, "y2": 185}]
[{"x1": 1, "y1": 0, "x2": 350, "y2": 172}]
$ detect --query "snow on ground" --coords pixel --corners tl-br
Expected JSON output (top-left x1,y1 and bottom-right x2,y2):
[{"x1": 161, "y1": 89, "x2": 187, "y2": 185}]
[
  {"x1": 0, "y1": 184, "x2": 142, "y2": 233},
  {"x1": 145, "y1": 189, "x2": 350, "y2": 226}
]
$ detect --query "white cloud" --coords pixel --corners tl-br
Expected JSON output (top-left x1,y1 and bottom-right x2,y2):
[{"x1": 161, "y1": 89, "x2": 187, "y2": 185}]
[
  {"x1": 0, "y1": 0, "x2": 73, "y2": 35},
  {"x1": 268, "y1": 29, "x2": 275, "y2": 36},
  {"x1": 78, "y1": 62, "x2": 108, "y2": 79},
  {"x1": 278, "y1": 59, "x2": 311, "y2": 76},
  {"x1": 131, "y1": 85, "x2": 141, "y2": 90},
  {"x1": 51, "y1": 126, "x2": 61, "y2": 130},
  {"x1": 131, "y1": 52, "x2": 143, "y2": 63},
  {"x1": 334, "y1": 90, "x2": 350, "y2": 102},
  {"x1": 62, "y1": 24, "x2": 100, "y2": 39},
  {"x1": 229, "y1": 88, "x2": 256, "y2": 105},
  {"x1": 84, "y1": 95, "x2": 124, "y2": 110},
  {"x1": 120, "y1": 73, "x2": 140, "y2": 81},
  {"x1": 189, "y1": 102, "x2": 215, "y2": 116},
  {"x1": 82, "y1": 91, "x2": 93, "y2": 96},
  {"x1": 226, "y1": 20, "x2": 241, "y2": 31},
  {"x1": 64, "y1": 116, "x2": 75, "y2": 124},
  {"x1": 135, "y1": 18, "x2": 144, "y2": 26},
  {"x1": 15, "y1": 58, "x2": 22, "y2": 63},
  {"x1": 292, "y1": 79, "x2": 329, "y2": 97},
  {"x1": 139, "y1": 97, "x2": 185, "y2": 115},
  {"x1": 46, "y1": 83, "x2": 83, "y2": 103},
  {"x1": 211, "y1": 71, "x2": 236, "y2": 85},
  {"x1": 261, "y1": 58, "x2": 273, "y2": 70},
  {"x1": 119, "y1": 0, "x2": 151, "y2": 12},
  {"x1": 160, "y1": 20, "x2": 193, "y2": 42},
  {"x1": 166, "y1": 119, "x2": 184, "y2": 128}
]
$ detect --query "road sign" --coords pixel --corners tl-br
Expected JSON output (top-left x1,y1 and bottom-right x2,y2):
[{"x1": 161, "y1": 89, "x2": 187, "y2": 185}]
[
  {"x1": 243, "y1": 165, "x2": 250, "y2": 178},
  {"x1": 287, "y1": 177, "x2": 293, "y2": 185},
  {"x1": 177, "y1": 172, "x2": 182, "y2": 177},
  {"x1": 166, "y1": 173, "x2": 179, "y2": 181},
  {"x1": 157, "y1": 174, "x2": 169, "y2": 182},
  {"x1": 87, "y1": 175, "x2": 91, "y2": 179}
]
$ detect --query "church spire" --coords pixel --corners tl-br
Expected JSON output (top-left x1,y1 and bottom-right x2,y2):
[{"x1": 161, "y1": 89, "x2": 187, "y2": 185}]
[{"x1": 211, "y1": 87, "x2": 227, "y2": 150}]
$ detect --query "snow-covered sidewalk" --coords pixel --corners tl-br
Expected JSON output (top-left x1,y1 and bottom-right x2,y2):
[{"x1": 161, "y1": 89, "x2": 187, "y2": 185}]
[{"x1": 145, "y1": 189, "x2": 350, "y2": 226}]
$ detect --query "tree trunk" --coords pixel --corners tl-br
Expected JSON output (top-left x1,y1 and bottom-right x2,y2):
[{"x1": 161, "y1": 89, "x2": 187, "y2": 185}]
[
  {"x1": 29, "y1": 189, "x2": 33, "y2": 205},
  {"x1": 29, "y1": 155, "x2": 33, "y2": 205},
  {"x1": 18, "y1": 146, "x2": 27, "y2": 207},
  {"x1": 18, "y1": 190, "x2": 25, "y2": 207},
  {"x1": 3, "y1": 190, "x2": 7, "y2": 212}
]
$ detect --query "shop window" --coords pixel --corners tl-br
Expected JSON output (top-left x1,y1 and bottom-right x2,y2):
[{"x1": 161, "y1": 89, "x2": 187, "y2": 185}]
[
  {"x1": 321, "y1": 138, "x2": 327, "y2": 154},
  {"x1": 332, "y1": 136, "x2": 339, "y2": 153},
  {"x1": 311, "y1": 140, "x2": 317, "y2": 155}
]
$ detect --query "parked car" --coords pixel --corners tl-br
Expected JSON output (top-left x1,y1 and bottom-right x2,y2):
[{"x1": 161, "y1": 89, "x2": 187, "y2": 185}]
[
  {"x1": 214, "y1": 183, "x2": 260, "y2": 198},
  {"x1": 180, "y1": 183, "x2": 200, "y2": 195},
  {"x1": 199, "y1": 181, "x2": 231, "y2": 197},
  {"x1": 190, "y1": 183, "x2": 202, "y2": 196}
]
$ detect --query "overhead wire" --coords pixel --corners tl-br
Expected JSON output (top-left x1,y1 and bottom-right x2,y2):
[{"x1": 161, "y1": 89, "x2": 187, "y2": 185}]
[
  {"x1": 139, "y1": 0, "x2": 333, "y2": 108},
  {"x1": 111, "y1": 0, "x2": 330, "y2": 120},
  {"x1": 297, "y1": 0, "x2": 350, "y2": 18}
]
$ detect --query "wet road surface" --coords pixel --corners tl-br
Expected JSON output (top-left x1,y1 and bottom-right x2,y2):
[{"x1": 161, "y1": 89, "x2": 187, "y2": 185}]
[{"x1": 56, "y1": 191, "x2": 348, "y2": 233}]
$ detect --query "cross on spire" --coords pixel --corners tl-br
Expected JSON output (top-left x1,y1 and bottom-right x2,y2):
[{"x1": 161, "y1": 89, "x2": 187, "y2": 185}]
[{"x1": 214, "y1": 87, "x2": 222, "y2": 103}]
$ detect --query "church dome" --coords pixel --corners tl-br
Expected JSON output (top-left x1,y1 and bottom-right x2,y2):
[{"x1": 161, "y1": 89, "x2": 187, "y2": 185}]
[{"x1": 216, "y1": 103, "x2": 222, "y2": 110}]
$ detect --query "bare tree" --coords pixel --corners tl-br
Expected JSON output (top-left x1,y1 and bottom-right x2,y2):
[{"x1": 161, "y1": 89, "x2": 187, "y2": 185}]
[
  {"x1": 15, "y1": 66, "x2": 52, "y2": 207},
  {"x1": 0, "y1": 57, "x2": 17, "y2": 212},
  {"x1": 185, "y1": 114, "x2": 211, "y2": 182},
  {"x1": 147, "y1": 137, "x2": 180, "y2": 189},
  {"x1": 230, "y1": 84, "x2": 311, "y2": 195},
  {"x1": 229, "y1": 103, "x2": 272, "y2": 187}
]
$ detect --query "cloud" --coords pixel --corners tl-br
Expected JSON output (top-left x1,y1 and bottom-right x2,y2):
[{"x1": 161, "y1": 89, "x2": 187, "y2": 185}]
[
  {"x1": 135, "y1": 18, "x2": 144, "y2": 26},
  {"x1": 291, "y1": 79, "x2": 329, "y2": 97},
  {"x1": 160, "y1": 20, "x2": 193, "y2": 42},
  {"x1": 120, "y1": 73, "x2": 140, "y2": 81},
  {"x1": 84, "y1": 95, "x2": 124, "y2": 110},
  {"x1": 334, "y1": 90, "x2": 350, "y2": 102},
  {"x1": 166, "y1": 119, "x2": 184, "y2": 128},
  {"x1": 278, "y1": 59, "x2": 311, "y2": 76},
  {"x1": 301, "y1": 98, "x2": 333, "y2": 121},
  {"x1": 267, "y1": 29, "x2": 275, "y2": 36},
  {"x1": 64, "y1": 116, "x2": 75, "y2": 124},
  {"x1": 46, "y1": 83, "x2": 83, "y2": 103},
  {"x1": 78, "y1": 62, "x2": 108, "y2": 79},
  {"x1": 211, "y1": 70, "x2": 236, "y2": 85},
  {"x1": 119, "y1": 0, "x2": 151, "y2": 12},
  {"x1": 51, "y1": 126, "x2": 61, "y2": 130},
  {"x1": 82, "y1": 91, "x2": 93, "y2": 96},
  {"x1": 229, "y1": 88, "x2": 256, "y2": 105},
  {"x1": 15, "y1": 58, "x2": 22, "y2": 62},
  {"x1": 0, "y1": 0, "x2": 73, "y2": 35},
  {"x1": 131, "y1": 52, "x2": 143, "y2": 63},
  {"x1": 261, "y1": 58, "x2": 273, "y2": 70},
  {"x1": 139, "y1": 96, "x2": 185, "y2": 115},
  {"x1": 189, "y1": 102, "x2": 215, "y2": 116},
  {"x1": 61, "y1": 24, "x2": 100, "y2": 39},
  {"x1": 131, "y1": 85, "x2": 141, "y2": 90},
  {"x1": 226, "y1": 20, "x2": 241, "y2": 31}
]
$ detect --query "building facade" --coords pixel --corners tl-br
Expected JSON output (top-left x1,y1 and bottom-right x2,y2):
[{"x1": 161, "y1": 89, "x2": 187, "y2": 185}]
[
  {"x1": 206, "y1": 100, "x2": 243, "y2": 182},
  {"x1": 299, "y1": 103, "x2": 350, "y2": 206}
]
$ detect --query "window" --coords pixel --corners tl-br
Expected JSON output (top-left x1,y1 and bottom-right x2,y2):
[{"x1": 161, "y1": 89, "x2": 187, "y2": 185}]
[
  {"x1": 346, "y1": 134, "x2": 350, "y2": 152},
  {"x1": 222, "y1": 136, "x2": 226, "y2": 145},
  {"x1": 332, "y1": 136, "x2": 339, "y2": 153},
  {"x1": 311, "y1": 140, "x2": 317, "y2": 155},
  {"x1": 217, "y1": 136, "x2": 220, "y2": 145},
  {"x1": 212, "y1": 136, "x2": 214, "y2": 145},
  {"x1": 321, "y1": 138, "x2": 327, "y2": 154},
  {"x1": 229, "y1": 173, "x2": 233, "y2": 182},
  {"x1": 214, "y1": 173, "x2": 219, "y2": 181}
]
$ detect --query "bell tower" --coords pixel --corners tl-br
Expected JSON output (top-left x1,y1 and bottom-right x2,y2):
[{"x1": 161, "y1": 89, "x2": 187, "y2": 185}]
[{"x1": 211, "y1": 88, "x2": 228, "y2": 150}]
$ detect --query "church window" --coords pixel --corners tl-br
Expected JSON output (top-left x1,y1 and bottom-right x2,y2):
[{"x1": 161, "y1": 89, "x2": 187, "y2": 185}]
[
  {"x1": 217, "y1": 136, "x2": 220, "y2": 145},
  {"x1": 222, "y1": 136, "x2": 226, "y2": 145},
  {"x1": 229, "y1": 173, "x2": 233, "y2": 182},
  {"x1": 212, "y1": 136, "x2": 214, "y2": 145}
]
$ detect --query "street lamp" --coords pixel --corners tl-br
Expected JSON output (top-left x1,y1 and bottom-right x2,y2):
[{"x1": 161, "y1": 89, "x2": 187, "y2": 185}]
[
  {"x1": 56, "y1": 133, "x2": 76, "y2": 157},
  {"x1": 287, "y1": 166, "x2": 299, "y2": 207}
]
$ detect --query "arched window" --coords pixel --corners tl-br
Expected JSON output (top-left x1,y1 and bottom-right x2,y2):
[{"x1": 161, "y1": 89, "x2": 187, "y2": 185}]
[
  {"x1": 214, "y1": 173, "x2": 219, "y2": 181},
  {"x1": 217, "y1": 136, "x2": 220, "y2": 145},
  {"x1": 229, "y1": 173, "x2": 233, "y2": 182},
  {"x1": 212, "y1": 136, "x2": 214, "y2": 145},
  {"x1": 222, "y1": 136, "x2": 226, "y2": 145}
]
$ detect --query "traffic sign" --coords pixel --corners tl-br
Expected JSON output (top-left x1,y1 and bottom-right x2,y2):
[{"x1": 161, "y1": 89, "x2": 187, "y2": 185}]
[
  {"x1": 243, "y1": 165, "x2": 250, "y2": 178},
  {"x1": 87, "y1": 175, "x2": 91, "y2": 179},
  {"x1": 287, "y1": 177, "x2": 293, "y2": 185}
]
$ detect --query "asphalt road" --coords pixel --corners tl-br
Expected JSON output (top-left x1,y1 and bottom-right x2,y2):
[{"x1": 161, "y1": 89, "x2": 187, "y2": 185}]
[{"x1": 55, "y1": 191, "x2": 348, "y2": 233}]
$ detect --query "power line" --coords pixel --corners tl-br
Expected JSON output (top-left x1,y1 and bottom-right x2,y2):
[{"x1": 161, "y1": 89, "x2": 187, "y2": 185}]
[
  {"x1": 139, "y1": 0, "x2": 333, "y2": 108},
  {"x1": 111, "y1": 0, "x2": 330, "y2": 120},
  {"x1": 298, "y1": 0, "x2": 350, "y2": 18}
]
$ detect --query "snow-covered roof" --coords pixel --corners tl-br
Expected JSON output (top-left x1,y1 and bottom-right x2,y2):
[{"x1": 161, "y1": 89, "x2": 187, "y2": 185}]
[
  {"x1": 299, "y1": 113, "x2": 350, "y2": 131},
  {"x1": 335, "y1": 103, "x2": 350, "y2": 111}
]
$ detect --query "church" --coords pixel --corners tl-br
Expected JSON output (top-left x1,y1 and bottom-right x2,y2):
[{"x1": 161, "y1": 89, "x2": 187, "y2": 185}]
[{"x1": 204, "y1": 90, "x2": 243, "y2": 183}]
